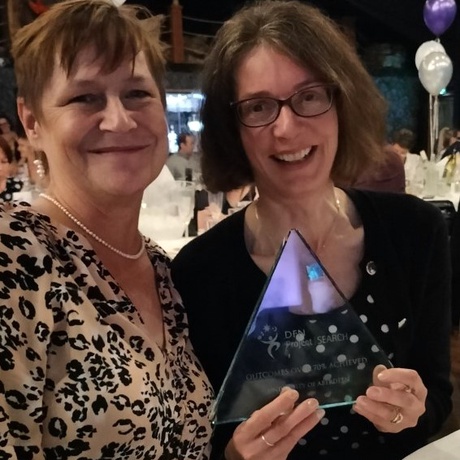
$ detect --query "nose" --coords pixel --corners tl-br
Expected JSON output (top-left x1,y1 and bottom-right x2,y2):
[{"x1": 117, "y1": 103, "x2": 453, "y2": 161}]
[
  {"x1": 271, "y1": 103, "x2": 298, "y2": 138},
  {"x1": 99, "y1": 97, "x2": 137, "y2": 132}
]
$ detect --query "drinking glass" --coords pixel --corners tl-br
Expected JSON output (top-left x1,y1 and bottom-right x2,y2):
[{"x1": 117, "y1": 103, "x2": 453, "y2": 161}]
[{"x1": 176, "y1": 180, "x2": 196, "y2": 237}]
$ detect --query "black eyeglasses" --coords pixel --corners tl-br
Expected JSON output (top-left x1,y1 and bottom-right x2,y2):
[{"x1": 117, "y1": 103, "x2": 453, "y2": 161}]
[{"x1": 230, "y1": 84, "x2": 335, "y2": 128}]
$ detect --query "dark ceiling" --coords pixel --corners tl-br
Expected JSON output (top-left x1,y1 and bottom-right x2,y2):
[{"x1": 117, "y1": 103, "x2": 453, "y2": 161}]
[{"x1": 126, "y1": 0, "x2": 460, "y2": 56}]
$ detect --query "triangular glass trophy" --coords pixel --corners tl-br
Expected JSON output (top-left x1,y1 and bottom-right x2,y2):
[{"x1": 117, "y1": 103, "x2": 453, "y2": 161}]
[{"x1": 211, "y1": 229, "x2": 393, "y2": 425}]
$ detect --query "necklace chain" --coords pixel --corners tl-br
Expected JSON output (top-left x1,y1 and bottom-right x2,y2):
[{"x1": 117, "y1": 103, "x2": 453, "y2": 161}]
[
  {"x1": 40, "y1": 193, "x2": 145, "y2": 260},
  {"x1": 254, "y1": 192, "x2": 341, "y2": 253}
]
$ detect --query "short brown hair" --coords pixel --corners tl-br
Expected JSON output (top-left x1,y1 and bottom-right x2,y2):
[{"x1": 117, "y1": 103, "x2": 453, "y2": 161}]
[
  {"x1": 11, "y1": 0, "x2": 166, "y2": 120},
  {"x1": 200, "y1": 0, "x2": 387, "y2": 192},
  {"x1": 392, "y1": 128, "x2": 415, "y2": 151}
]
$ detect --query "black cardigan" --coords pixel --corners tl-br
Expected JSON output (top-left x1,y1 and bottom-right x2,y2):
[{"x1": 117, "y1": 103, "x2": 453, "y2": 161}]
[{"x1": 172, "y1": 189, "x2": 453, "y2": 460}]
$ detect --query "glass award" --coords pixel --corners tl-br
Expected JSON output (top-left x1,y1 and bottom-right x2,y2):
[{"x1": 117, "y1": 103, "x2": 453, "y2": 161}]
[{"x1": 211, "y1": 229, "x2": 392, "y2": 425}]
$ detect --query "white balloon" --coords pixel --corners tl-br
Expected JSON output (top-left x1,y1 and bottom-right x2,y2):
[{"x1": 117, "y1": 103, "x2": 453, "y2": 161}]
[
  {"x1": 111, "y1": 0, "x2": 126, "y2": 5},
  {"x1": 418, "y1": 51, "x2": 453, "y2": 96},
  {"x1": 415, "y1": 40, "x2": 446, "y2": 70}
]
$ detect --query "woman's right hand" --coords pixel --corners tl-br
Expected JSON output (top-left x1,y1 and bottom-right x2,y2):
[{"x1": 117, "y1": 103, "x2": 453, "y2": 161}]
[{"x1": 224, "y1": 388, "x2": 324, "y2": 460}]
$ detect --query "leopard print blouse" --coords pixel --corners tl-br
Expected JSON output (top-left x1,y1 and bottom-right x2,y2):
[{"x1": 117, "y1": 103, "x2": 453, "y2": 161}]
[{"x1": 0, "y1": 202, "x2": 213, "y2": 459}]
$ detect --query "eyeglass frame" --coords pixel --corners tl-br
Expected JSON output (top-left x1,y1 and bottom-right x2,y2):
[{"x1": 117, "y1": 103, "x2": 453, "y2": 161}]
[{"x1": 230, "y1": 84, "x2": 336, "y2": 128}]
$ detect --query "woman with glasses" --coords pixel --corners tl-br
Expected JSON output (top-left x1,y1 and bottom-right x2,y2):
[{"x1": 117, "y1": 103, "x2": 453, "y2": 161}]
[{"x1": 171, "y1": 1, "x2": 452, "y2": 459}]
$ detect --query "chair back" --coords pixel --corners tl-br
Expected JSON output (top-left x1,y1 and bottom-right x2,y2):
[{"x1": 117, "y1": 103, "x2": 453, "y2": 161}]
[{"x1": 427, "y1": 200, "x2": 456, "y2": 235}]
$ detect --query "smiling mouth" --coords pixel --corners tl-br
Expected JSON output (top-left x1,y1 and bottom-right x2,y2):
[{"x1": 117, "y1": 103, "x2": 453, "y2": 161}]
[
  {"x1": 90, "y1": 145, "x2": 148, "y2": 154},
  {"x1": 273, "y1": 147, "x2": 314, "y2": 162}
]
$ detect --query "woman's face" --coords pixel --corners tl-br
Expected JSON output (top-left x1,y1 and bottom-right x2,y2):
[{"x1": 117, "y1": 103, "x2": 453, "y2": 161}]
[
  {"x1": 21, "y1": 47, "x2": 168, "y2": 201},
  {"x1": 0, "y1": 148, "x2": 11, "y2": 181},
  {"x1": 0, "y1": 118, "x2": 11, "y2": 135},
  {"x1": 234, "y1": 45, "x2": 338, "y2": 200}
]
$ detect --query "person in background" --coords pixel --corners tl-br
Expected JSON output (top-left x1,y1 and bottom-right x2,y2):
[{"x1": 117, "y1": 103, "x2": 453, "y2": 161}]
[
  {"x1": 2, "y1": 1, "x2": 319, "y2": 459},
  {"x1": 391, "y1": 128, "x2": 421, "y2": 189},
  {"x1": 352, "y1": 143, "x2": 406, "y2": 193},
  {"x1": 0, "y1": 135, "x2": 23, "y2": 201},
  {"x1": 166, "y1": 131, "x2": 198, "y2": 180},
  {"x1": 0, "y1": 114, "x2": 18, "y2": 151},
  {"x1": 171, "y1": 1, "x2": 452, "y2": 459},
  {"x1": 436, "y1": 126, "x2": 454, "y2": 161},
  {"x1": 441, "y1": 128, "x2": 460, "y2": 160}
]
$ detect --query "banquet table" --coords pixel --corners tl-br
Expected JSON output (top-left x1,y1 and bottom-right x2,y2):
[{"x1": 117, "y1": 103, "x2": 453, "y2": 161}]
[{"x1": 403, "y1": 429, "x2": 460, "y2": 459}]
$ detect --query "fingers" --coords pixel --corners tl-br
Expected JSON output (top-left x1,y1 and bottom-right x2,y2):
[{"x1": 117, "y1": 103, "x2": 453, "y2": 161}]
[
  {"x1": 354, "y1": 367, "x2": 427, "y2": 433},
  {"x1": 227, "y1": 389, "x2": 324, "y2": 459}
]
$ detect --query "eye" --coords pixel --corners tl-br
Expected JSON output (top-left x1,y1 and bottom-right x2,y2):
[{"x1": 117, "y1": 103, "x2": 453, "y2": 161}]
[
  {"x1": 240, "y1": 98, "x2": 273, "y2": 117},
  {"x1": 126, "y1": 89, "x2": 153, "y2": 99},
  {"x1": 68, "y1": 94, "x2": 100, "y2": 104},
  {"x1": 299, "y1": 89, "x2": 321, "y2": 102}
]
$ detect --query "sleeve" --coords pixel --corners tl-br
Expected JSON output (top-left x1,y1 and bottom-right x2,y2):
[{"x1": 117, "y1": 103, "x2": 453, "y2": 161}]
[{"x1": 0, "y1": 219, "x2": 55, "y2": 459}]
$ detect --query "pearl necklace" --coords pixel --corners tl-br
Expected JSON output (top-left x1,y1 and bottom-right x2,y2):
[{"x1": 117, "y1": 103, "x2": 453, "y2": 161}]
[{"x1": 40, "y1": 193, "x2": 145, "y2": 260}]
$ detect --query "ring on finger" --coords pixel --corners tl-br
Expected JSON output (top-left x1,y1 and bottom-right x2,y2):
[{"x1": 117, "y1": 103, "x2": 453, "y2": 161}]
[
  {"x1": 390, "y1": 408, "x2": 404, "y2": 424},
  {"x1": 261, "y1": 433, "x2": 276, "y2": 447},
  {"x1": 403, "y1": 384, "x2": 415, "y2": 394}
]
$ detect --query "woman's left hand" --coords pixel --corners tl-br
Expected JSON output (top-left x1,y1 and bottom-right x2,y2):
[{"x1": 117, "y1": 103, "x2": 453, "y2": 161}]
[{"x1": 353, "y1": 364, "x2": 427, "y2": 433}]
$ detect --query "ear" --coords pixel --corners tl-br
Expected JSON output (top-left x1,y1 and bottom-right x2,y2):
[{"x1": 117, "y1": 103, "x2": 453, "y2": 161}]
[{"x1": 17, "y1": 97, "x2": 42, "y2": 150}]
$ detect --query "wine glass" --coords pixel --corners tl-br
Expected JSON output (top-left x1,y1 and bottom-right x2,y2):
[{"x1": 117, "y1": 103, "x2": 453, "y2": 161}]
[
  {"x1": 207, "y1": 191, "x2": 223, "y2": 227},
  {"x1": 176, "y1": 180, "x2": 196, "y2": 237}
]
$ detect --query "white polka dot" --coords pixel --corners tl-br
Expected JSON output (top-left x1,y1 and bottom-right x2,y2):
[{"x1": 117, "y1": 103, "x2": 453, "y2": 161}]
[
  {"x1": 381, "y1": 324, "x2": 389, "y2": 333},
  {"x1": 388, "y1": 353, "x2": 394, "y2": 360},
  {"x1": 319, "y1": 449, "x2": 328, "y2": 455},
  {"x1": 297, "y1": 438, "x2": 307, "y2": 446},
  {"x1": 340, "y1": 426, "x2": 349, "y2": 433},
  {"x1": 341, "y1": 309, "x2": 349, "y2": 314},
  {"x1": 352, "y1": 442, "x2": 360, "y2": 449},
  {"x1": 344, "y1": 395, "x2": 353, "y2": 402},
  {"x1": 360, "y1": 314, "x2": 368, "y2": 323},
  {"x1": 302, "y1": 364, "x2": 312, "y2": 373},
  {"x1": 371, "y1": 345, "x2": 380, "y2": 352},
  {"x1": 349, "y1": 335, "x2": 359, "y2": 343},
  {"x1": 332, "y1": 436, "x2": 340, "y2": 440},
  {"x1": 316, "y1": 344, "x2": 325, "y2": 353},
  {"x1": 295, "y1": 332, "x2": 305, "y2": 341},
  {"x1": 324, "y1": 391, "x2": 332, "y2": 398},
  {"x1": 320, "y1": 417, "x2": 329, "y2": 425},
  {"x1": 349, "y1": 407, "x2": 356, "y2": 414},
  {"x1": 328, "y1": 325, "x2": 337, "y2": 333},
  {"x1": 309, "y1": 319, "x2": 317, "y2": 323},
  {"x1": 357, "y1": 362, "x2": 366, "y2": 370},
  {"x1": 337, "y1": 354, "x2": 346, "y2": 363},
  {"x1": 367, "y1": 295, "x2": 374, "y2": 303}
]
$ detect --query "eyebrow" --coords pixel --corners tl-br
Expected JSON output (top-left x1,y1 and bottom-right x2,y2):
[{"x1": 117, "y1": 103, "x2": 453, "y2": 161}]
[
  {"x1": 68, "y1": 75, "x2": 153, "y2": 89},
  {"x1": 237, "y1": 79, "x2": 322, "y2": 101}
]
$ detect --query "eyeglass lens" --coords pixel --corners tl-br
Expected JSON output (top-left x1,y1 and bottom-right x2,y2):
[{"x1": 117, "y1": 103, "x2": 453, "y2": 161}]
[{"x1": 235, "y1": 85, "x2": 333, "y2": 128}]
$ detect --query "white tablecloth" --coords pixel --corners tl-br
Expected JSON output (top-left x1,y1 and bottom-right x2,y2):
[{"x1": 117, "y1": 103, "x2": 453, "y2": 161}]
[{"x1": 403, "y1": 430, "x2": 460, "y2": 459}]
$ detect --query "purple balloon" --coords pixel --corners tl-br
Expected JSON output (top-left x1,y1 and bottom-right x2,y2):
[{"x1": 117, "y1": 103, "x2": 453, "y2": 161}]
[{"x1": 424, "y1": 0, "x2": 457, "y2": 36}]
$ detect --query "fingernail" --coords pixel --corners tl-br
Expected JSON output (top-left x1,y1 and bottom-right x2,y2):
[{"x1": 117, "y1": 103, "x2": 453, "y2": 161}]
[
  {"x1": 280, "y1": 386, "x2": 294, "y2": 394},
  {"x1": 377, "y1": 372, "x2": 387, "y2": 381},
  {"x1": 315, "y1": 409, "x2": 325, "y2": 420},
  {"x1": 307, "y1": 399, "x2": 319, "y2": 408},
  {"x1": 367, "y1": 387, "x2": 382, "y2": 397}
]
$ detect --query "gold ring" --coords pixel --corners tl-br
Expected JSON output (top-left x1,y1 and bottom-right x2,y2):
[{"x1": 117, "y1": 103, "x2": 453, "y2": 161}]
[
  {"x1": 404, "y1": 385, "x2": 415, "y2": 394},
  {"x1": 261, "y1": 434, "x2": 276, "y2": 447},
  {"x1": 390, "y1": 410, "x2": 404, "y2": 424}
]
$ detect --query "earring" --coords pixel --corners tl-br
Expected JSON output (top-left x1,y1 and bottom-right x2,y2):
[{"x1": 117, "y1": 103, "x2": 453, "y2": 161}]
[{"x1": 33, "y1": 158, "x2": 46, "y2": 179}]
